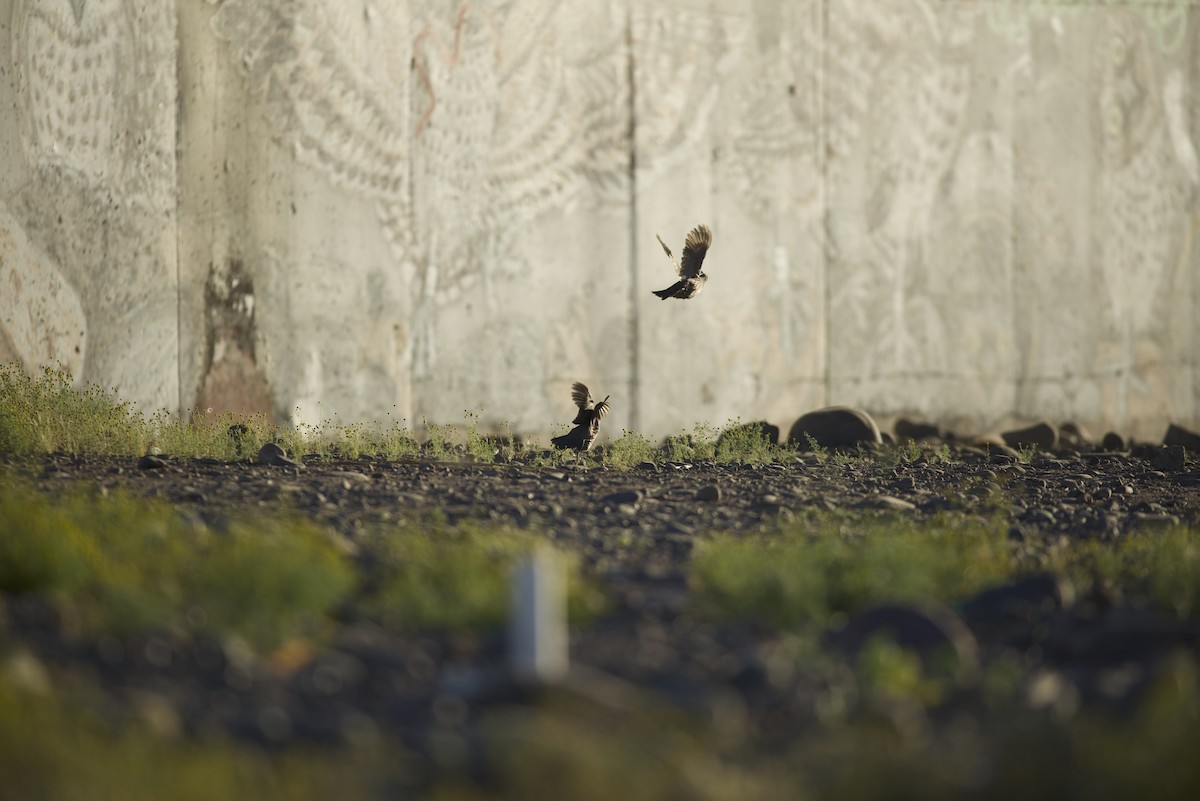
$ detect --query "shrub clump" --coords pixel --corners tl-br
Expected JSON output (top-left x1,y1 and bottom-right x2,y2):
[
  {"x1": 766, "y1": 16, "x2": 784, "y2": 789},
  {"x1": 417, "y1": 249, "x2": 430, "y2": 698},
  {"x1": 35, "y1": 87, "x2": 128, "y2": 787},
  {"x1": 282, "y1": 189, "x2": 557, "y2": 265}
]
[
  {"x1": 0, "y1": 484, "x2": 353, "y2": 649},
  {"x1": 692, "y1": 511, "x2": 1013, "y2": 627}
]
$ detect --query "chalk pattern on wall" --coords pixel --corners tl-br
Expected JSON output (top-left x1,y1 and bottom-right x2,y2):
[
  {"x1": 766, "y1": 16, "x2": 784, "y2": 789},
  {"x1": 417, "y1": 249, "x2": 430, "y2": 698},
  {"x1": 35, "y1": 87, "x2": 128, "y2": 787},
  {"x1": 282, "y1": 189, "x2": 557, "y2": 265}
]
[
  {"x1": 5, "y1": 0, "x2": 177, "y2": 409},
  {"x1": 210, "y1": 0, "x2": 745, "y2": 386}
]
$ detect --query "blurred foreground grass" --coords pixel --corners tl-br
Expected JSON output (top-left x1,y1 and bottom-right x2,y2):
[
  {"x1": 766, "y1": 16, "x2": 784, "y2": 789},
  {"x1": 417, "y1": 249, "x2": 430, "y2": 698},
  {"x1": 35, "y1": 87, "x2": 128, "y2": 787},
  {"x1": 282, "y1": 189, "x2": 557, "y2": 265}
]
[{"x1": 693, "y1": 512, "x2": 1014, "y2": 627}]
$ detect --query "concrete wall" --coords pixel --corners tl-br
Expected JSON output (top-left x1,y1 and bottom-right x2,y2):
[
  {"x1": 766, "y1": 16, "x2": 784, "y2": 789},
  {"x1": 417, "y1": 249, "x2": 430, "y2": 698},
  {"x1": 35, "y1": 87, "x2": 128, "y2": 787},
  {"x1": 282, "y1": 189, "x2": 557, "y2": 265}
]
[{"x1": 2, "y1": 0, "x2": 1197, "y2": 442}]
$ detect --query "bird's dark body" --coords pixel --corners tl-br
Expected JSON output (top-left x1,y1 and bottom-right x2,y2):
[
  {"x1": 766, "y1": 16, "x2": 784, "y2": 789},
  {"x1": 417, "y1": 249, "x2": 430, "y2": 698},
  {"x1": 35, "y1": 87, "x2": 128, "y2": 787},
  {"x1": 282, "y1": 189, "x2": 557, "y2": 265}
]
[
  {"x1": 551, "y1": 419, "x2": 601, "y2": 451},
  {"x1": 652, "y1": 224, "x2": 712, "y2": 301},
  {"x1": 552, "y1": 381, "x2": 610, "y2": 452},
  {"x1": 652, "y1": 276, "x2": 707, "y2": 300}
]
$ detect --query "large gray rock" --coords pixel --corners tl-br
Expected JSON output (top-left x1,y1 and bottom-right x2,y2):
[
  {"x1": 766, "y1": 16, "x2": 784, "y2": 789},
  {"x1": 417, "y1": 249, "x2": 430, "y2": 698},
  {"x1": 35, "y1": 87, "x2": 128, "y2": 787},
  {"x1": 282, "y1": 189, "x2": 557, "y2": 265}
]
[
  {"x1": 1002, "y1": 421, "x2": 1058, "y2": 451},
  {"x1": 1058, "y1": 421, "x2": 1093, "y2": 449},
  {"x1": 893, "y1": 417, "x2": 942, "y2": 442},
  {"x1": 1163, "y1": 423, "x2": 1200, "y2": 452},
  {"x1": 787, "y1": 407, "x2": 882, "y2": 451},
  {"x1": 1151, "y1": 445, "x2": 1187, "y2": 472},
  {"x1": 1101, "y1": 431, "x2": 1127, "y2": 452}
]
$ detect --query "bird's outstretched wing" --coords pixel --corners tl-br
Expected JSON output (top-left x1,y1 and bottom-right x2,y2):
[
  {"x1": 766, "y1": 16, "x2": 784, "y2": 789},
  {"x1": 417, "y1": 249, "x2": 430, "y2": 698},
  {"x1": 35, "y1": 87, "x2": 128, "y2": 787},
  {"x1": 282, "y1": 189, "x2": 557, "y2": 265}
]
[
  {"x1": 593, "y1": 397, "x2": 611, "y2": 421},
  {"x1": 680, "y1": 224, "x2": 712, "y2": 278},
  {"x1": 656, "y1": 234, "x2": 681, "y2": 276},
  {"x1": 570, "y1": 381, "x2": 593, "y2": 410}
]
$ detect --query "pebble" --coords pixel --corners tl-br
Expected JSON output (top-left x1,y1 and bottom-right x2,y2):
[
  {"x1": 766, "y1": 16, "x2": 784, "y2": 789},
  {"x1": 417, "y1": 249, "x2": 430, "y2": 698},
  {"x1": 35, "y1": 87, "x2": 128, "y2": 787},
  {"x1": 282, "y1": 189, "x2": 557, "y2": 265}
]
[
  {"x1": 138, "y1": 454, "x2": 169, "y2": 470},
  {"x1": 599, "y1": 490, "x2": 644, "y2": 506},
  {"x1": 695, "y1": 485, "x2": 722, "y2": 502},
  {"x1": 1151, "y1": 445, "x2": 1187, "y2": 472},
  {"x1": 258, "y1": 442, "x2": 301, "y2": 468},
  {"x1": 862, "y1": 495, "x2": 916, "y2": 511}
]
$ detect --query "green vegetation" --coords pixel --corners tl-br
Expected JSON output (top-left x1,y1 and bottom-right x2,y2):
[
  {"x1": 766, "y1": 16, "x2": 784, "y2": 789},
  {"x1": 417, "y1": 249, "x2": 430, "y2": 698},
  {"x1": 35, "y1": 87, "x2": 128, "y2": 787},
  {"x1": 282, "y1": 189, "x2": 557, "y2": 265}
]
[
  {"x1": 0, "y1": 364, "x2": 811, "y2": 467},
  {"x1": 355, "y1": 517, "x2": 603, "y2": 631},
  {"x1": 0, "y1": 479, "x2": 604, "y2": 645},
  {"x1": 3, "y1": 651, "x2": 1198, "y2": 801},
  {"x1": 603, "y1": 429, "x2": 655, "y2": 470},
  {"x1": 714, "y1": 420, "x2": 783, "y2": 464},
  {"x1": 0, "y1": 677, "x2": 401, "y2": 801},
  {"x1": 0, "y1": 364, "x2": 147, "y2": 455},
  {"x1": 692, "y1": 511, "x2": 1013, "y2": 628},
  {"x1": 0, "y1": 484, "x2": 353, "y2": 648},
  {"x1": 1053, "y1": 525, "x2": 1200, "y2": 621}
]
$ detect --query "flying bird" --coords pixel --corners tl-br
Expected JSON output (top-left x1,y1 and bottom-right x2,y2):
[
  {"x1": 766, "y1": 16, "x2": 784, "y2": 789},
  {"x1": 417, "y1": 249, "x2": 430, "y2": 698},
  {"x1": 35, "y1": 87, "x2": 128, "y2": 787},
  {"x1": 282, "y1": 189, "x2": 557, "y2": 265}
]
[
  {"x1": 551, "y1": 381, "x2": 611, "y2": 451},
  {"x1": 652, "y1": 224, "x2": 712, "y2": 300}
]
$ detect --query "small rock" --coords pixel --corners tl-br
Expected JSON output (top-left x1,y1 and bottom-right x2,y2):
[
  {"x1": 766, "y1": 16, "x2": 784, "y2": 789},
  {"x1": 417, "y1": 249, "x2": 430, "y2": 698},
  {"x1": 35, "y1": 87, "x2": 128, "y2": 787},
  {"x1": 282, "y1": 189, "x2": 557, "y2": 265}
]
[
  {"x1": 835, "y1": 602, "x2": 979, "y2": 680},
  {"x1": 960, "y1": 574, "x2": 1074, "y2": 629},
  {"x1": 599, "y1": 490, "x2": 644, "y2": 506},
  {"x1": 258, "y1": 442, "x2": 300, "y2": 467},
  {"x1": 1101, "y1": 431, "x2": 1127, "y2": 452},
  {"x1": 256, "y1": 706, "x2": 294, "y2": 743},
  {"x1": 1001, "y1": 421, "x2": 1058, "y2": 451},
  {"x1": 788, "y1": 406, "x2": 882, "y2": 451},
  {"x1": 2, "y1": 649, "x2": 50, "y2": 694},
  {"x1": 1025, "y1": 670, "x2": 1080, "y2": 718},
  {"x1": 129, "y1": 690, "x2": 183, "y2": 738},
  {"x1": 1058, "y1": 421, "x2": 1092, "y2": 449},
  {"x1": 1131, "y1": 512, "x2": 1180, "y2": 529},
  {"x1": 1172, "y1": 471, "x2": 1200, "y2": 487},
  {"x1": 861, "y1": 495, "x2": 916, "y2": 512},
  {"x1": 893, "y1": 417, "x2": 942, "y2": 442},
  {"x1": 1163, "y1": 422, "x2": 1200, "y2": 452},
  {"x1": 137, "y1": 454, "x2": 169, "y2": 470},
  {"x1": 695, "y1": 485, "x2": 722, "y2": 502},
  {"x1": 1151, "y1": 445, "x2": 1187, "y2": 472}
]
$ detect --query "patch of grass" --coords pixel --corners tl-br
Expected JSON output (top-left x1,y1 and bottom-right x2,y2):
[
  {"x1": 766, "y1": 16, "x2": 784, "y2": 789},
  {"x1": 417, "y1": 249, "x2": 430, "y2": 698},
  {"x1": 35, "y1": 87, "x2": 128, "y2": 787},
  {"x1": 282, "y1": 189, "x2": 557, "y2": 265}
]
[
  {"x1": 463, "y1": 410, "x2": 500, "y2": 462},
  {"x1": 0, "y1": 677, "x2": 400, "y2": 801},
  {"x1": 376, "y1": 417, "x2": 421, "y2": 460},
  {"x1": 604, "y1": 430, "x2": 654, "y2": 470},
  {"x1": 803, "y1": 432, "x2": 828, "y2": 464},
  {"x1": 0, "y1": 364, "x2": 148, "y2": 456},
  {"x1": 1054, "y1": 525, "x2": 1200, "y2": 621},
  {"x1": 691, "y1": 511, "x2": 1013, "y2": 628},
  {"x1": 660, "y1": 423, "x2": 719, "y2": 463},
  {"x1": 0, "y1": 484, "x2": 353, "y2": 649},
  {"x1": 152, "y1": 410, "x2": 275, "y2": 461},
  {"x1": 355, "y1": 518, "x2": 604, "y2": 632},
  {"x1": 422, "y1": 418, "x2": 456, "y2": 460},
  {"x1": 714, "y1": 420, "x2": 782, "y2": 464}
]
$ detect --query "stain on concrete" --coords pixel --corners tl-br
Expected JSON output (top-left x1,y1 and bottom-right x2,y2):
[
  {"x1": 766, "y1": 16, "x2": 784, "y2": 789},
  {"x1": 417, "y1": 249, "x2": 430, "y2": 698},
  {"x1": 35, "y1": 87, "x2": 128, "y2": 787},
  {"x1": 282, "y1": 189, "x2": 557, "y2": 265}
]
[{"x1": 194, "y1": 260, "x2": 274, "y2": 420}]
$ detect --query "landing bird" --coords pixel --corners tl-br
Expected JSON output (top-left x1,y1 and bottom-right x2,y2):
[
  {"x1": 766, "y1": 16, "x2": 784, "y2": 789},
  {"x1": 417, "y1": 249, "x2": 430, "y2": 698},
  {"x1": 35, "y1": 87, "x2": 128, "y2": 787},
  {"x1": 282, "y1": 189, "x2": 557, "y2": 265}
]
[
  {"x1": 652, "y1": 224, "x2": 712, "y2": 300},
  {"x1": 551, "y1": 381, "x2": 611, "y2": 451}
]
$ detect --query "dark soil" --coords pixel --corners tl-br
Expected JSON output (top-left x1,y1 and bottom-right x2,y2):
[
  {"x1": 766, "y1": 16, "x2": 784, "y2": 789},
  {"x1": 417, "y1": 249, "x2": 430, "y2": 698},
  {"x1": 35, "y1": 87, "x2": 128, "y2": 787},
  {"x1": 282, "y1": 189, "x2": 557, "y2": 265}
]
[{"x1": 5, "y1": 444, "x2": 1200, "y2": 778}]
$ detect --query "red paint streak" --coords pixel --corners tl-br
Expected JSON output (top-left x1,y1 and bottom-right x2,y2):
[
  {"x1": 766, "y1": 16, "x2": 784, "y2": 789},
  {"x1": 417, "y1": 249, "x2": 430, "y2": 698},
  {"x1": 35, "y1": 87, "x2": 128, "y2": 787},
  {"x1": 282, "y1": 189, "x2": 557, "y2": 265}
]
[{"x1": 411, "y1": 4, "x2": 501, "y2": 136}]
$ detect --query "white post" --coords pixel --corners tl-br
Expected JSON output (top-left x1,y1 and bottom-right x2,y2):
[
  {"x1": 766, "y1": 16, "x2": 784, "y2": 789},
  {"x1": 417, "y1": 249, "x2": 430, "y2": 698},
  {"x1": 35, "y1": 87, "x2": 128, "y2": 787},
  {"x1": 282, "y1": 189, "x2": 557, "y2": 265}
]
[{"x1": 508, "y1": 548, "x2": 568, "y2": 685}]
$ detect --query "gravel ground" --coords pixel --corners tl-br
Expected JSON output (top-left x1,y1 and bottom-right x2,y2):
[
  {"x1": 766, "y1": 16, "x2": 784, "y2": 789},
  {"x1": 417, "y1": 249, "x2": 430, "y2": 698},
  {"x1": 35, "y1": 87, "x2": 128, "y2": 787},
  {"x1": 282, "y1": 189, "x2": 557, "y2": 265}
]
[{"x1": 5, "y1": 441, "x2": 1200, "y2": 782}]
